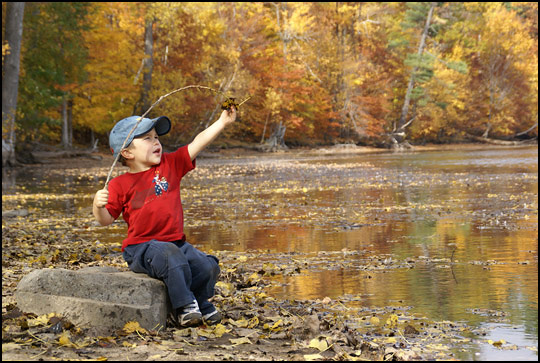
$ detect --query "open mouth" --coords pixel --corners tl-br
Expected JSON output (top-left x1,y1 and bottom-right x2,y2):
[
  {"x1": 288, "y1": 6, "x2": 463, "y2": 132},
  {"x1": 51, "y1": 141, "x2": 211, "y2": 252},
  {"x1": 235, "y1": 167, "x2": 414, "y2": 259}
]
[{"x1": 153, "y1": 149, "x2": 161, "y2": 155}]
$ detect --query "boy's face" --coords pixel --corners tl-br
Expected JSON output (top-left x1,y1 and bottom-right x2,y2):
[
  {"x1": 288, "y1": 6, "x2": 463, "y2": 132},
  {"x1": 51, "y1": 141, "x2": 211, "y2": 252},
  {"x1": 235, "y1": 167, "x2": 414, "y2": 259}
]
[{"x1": 122, "y1": 128, "x2": 162, "y2": 169}]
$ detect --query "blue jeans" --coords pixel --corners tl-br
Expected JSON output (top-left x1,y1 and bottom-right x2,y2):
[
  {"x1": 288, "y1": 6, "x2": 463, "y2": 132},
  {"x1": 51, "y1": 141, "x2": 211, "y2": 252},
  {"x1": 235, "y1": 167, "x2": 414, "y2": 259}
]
[{"x1": 122, "y1": 239, "x2": 220, "y2": 313}]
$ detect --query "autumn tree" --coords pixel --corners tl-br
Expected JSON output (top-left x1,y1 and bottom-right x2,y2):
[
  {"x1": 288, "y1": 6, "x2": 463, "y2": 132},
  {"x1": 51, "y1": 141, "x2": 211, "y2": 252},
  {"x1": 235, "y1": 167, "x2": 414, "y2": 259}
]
[
  {"x1": 72, "y1": 2, "x2": 143, "y2": 144},
  {"x1": 6, "y1": 2, "x2": 538, "y2": 151},
  {"x1": 464, "y1": 3, "x2": 537, "y2": 139}
]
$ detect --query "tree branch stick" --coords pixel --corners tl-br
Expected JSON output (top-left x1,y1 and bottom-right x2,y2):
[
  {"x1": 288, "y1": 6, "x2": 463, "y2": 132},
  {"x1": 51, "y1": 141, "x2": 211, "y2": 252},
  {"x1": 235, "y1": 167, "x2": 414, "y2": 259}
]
[{"x1": 103, "y1": 85, "x2": 250, "y2": 189}]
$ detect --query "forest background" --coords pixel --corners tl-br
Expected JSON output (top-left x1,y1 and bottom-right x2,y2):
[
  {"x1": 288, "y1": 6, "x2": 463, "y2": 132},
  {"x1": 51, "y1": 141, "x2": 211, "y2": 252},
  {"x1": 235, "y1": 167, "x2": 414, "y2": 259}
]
[{"x1": 2, "y1": 2, "x2": 538, "y2": 165}]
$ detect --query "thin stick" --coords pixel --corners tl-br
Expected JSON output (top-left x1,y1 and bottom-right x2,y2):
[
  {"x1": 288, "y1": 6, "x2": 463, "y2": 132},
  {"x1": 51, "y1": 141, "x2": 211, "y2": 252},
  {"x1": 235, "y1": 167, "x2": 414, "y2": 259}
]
[{"x1": 103, "y1": 85, "x2": 222, "y2": 189}]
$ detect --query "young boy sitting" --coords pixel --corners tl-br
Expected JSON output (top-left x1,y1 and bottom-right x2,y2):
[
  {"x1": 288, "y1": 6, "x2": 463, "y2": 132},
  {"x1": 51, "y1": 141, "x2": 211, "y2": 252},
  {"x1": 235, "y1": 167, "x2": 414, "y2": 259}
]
[{"x1": 93, "y1": 107, "x2": 236, "y2": 327}]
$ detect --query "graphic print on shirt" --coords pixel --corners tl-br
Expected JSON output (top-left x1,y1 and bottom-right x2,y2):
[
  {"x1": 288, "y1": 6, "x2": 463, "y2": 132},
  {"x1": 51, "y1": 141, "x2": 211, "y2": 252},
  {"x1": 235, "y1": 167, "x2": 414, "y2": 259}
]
[{"x1": 152, "y1": 169, "x2": 169, "y2": 196}]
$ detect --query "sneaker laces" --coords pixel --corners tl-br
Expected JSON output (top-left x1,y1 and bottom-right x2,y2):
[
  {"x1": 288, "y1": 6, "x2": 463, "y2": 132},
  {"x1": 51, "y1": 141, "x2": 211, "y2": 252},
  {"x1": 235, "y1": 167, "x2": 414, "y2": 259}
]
[{"x1": 181, "y1": 299, "x2": 201, "y2": 314}]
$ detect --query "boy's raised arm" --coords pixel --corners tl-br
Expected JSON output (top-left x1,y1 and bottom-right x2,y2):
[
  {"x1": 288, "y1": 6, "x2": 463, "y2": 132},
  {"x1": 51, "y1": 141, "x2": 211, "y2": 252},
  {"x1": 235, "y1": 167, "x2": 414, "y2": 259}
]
[{"x1": 188, "y1": 108, "x2": 236, "y2": 161}]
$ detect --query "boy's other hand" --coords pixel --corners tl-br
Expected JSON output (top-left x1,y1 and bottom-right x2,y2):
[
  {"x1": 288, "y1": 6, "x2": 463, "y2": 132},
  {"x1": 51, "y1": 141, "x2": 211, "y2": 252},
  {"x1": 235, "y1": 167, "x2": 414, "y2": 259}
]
[
  {"x1": 94, "y1": 188, "x2": 109, "y2": 208},
  {"x1": 219, "y1": 106, "x2": 236, "y2": 126}
]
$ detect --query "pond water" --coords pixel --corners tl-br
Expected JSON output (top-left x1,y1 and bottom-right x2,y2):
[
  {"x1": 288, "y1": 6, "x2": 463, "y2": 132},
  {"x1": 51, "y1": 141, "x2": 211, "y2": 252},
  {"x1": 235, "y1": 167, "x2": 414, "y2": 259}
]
[{"x1": 3, "y1": 145, "x2": 537, "y2": 360}]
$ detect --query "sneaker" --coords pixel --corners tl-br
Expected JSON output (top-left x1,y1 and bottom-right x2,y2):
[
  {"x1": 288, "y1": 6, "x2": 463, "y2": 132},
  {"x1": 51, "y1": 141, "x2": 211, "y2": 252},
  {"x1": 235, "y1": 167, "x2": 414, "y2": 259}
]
[
  {"x1": 177, "y1": 300, "x2": 202, "y2": 327},
  {"x1": 202, "y1": 309, "x2": 222, "y2": 326}
]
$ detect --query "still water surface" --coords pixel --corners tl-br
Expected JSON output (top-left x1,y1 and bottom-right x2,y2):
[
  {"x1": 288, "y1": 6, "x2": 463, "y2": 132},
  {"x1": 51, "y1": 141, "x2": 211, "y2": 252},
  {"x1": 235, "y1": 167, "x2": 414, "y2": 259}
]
[{"x1": 3, "y1": 145, "x2": 538, "y2": 360}]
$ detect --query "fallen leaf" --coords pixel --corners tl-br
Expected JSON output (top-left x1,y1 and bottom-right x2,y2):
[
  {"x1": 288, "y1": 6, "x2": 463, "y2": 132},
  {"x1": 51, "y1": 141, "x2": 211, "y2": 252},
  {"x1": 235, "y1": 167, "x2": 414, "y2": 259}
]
[
  {"x1": 308, "y1": 336, "x2": 330, "y2": 352},
  {"x1": 2, "y1": 342, "x2": 21, "y2": 353},
  {"x1": 229, "y1": 337, "x2": 252, "y2": 345},
  {"x1": 386, "y1": 314, "x2": 399, "y2": 329},
  {"x1": 369, "y1": 316, "x2": 380, "y2": 325},
  {"x1": 304, "y1": 353, "x2": 324, "y2": 361},
  {"x1": 123, "y1": 321, "x2": 147, "y2": 335},
  {"x1": 58, "y1": 331, "x2": 73, "y2": 347},
  {"x1": 27, "y1": 312, "x2": 56, "y2": 327}
]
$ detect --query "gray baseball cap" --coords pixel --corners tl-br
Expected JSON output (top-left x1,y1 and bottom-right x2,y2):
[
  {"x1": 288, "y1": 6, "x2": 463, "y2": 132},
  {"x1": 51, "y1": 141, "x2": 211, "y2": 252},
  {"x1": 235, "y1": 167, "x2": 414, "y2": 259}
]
[{"x1": 109, "y1": 115, "x2": 171, "y2": 158}]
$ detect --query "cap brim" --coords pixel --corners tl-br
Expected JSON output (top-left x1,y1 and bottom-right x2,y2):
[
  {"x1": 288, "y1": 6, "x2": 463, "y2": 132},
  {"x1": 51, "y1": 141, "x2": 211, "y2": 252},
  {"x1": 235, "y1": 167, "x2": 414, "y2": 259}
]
[
  {"x1": 134, "y1": 116, "x2": 171, "y2": 138},
  {"x1": 153, "y1": 116, "x2": 171, "y2": 136}
]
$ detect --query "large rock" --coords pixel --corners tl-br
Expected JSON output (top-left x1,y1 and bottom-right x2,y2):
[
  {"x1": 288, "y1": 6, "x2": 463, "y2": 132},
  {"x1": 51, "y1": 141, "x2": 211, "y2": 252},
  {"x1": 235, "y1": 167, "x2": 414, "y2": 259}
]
[{"x1": 15, "y1": 267, "x2": 171, "y2": 333}]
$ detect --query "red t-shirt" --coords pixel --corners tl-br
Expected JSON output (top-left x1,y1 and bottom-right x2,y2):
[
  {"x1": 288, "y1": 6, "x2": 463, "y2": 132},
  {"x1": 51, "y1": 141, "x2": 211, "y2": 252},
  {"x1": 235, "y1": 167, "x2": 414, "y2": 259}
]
[{"x1": 105, "y1": 145, "x2": 195, "y2": 251}]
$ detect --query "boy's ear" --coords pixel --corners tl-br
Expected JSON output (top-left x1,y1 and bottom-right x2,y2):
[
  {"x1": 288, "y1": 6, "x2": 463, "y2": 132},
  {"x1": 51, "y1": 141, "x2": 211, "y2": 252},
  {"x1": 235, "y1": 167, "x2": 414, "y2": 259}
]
[{"x1": 120, "y1": 148, "x2": 134, "y2": 160}]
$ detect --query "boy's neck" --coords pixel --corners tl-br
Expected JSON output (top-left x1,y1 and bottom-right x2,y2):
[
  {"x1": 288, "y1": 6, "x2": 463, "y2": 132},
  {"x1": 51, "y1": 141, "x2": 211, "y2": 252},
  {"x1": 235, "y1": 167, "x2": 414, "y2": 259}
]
[{"x1": 126, "y1": 161, "x2": 153, "y2": 174}]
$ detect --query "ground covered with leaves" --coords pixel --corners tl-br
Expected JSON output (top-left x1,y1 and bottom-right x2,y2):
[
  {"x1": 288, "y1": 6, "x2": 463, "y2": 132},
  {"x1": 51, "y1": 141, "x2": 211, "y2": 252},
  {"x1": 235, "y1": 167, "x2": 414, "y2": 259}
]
[
  {"x1": 2, "y1": 147, "x2": 537, "y2": 360},
  {"x1": 2, "y1": 247, "x2": 477, "y2": 361},
  {"x1": 0, "y1": 218, "x2": 500, "y2": 361}
]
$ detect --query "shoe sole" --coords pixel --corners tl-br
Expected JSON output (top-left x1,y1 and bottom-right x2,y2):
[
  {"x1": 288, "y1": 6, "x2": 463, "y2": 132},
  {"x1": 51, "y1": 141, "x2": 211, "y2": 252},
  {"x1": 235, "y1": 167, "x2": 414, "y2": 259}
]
[
  {"x1": 203, "y1": 311, "x2": 222, "y2": 326},
  {"x1": 179, "y1": 313, "x2": 202, "y2": 327},
  {"x1": 179, "y1": 318, "x2": 201, "y2": 327}
]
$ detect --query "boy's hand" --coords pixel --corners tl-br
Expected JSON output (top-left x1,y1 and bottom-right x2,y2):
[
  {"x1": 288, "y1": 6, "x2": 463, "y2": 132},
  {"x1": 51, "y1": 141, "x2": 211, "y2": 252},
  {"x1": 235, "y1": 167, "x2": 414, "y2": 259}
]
[
  {"x1": 219, "y1": 106, "x2": 236, "y2": 126},
  {"x1": 94, "y1": 188, "x2": 109, "y2": 208}
]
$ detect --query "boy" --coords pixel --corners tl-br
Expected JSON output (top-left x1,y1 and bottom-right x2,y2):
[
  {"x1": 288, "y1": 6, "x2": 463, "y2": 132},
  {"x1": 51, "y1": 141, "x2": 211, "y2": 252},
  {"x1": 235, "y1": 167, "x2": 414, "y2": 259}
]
[{"x1": 93, "y1": 107, "x2": 236, "y2": 327}]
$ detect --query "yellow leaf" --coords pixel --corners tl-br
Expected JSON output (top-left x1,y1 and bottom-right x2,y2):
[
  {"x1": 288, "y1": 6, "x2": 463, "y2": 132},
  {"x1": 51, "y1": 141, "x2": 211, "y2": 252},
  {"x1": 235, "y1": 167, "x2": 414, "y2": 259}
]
[
  {"x1": 385, "y1": 337, "x2": 397, "y2": 344},
  {"x1": 304, "y1": 353, "x2": 324, "y2": 361},
  {"x1": 271, "y1": 319, "x2": 283, "y2": 330},
  {"x1": 216, "y1": 281, "x2": 234, "y2": 296},
  {"x1": 123, "y1": 321, "x2": 147, "y2": 335},
  {"x1": 309, "y1": 337, "x2": 329, "y2": 352},
  {"x1": 231, "y1": 317, "x2": 249, "y2": 328},
  {"x1": 2, "y1": 342, "x2": 21, "y2": 353},
  {"x1": 28, "y1": 313, "x2": 56, "y2": 327},
  {"x1": 58, "y1": 331, "x2": 73, "y2": 347},
  {"x1": 248, "y1": 316, "x2": 259, "y2": 329},
  {"x1": 490, "y1": 339, "x2": 506, "y2": 347},
  {"x1": 212, "y1": 323, "x2": 229, "y2": 337},
  {"x1": 198, "y1": 323, "x2": 230, "y2": 338},
  {"x1": 264, "y1": 319, "x2": 283, "y2": 332},
  {"x1": 248, "y1": 272, "x2": 261, "y2": 284},
  {"x1": 229, "y1": 337, "x2": 252, "y2": 345},
  {"x1": 386, "y1": 314, "x2": 399, "y2": 329},
  {"x1": 122, "y1": 341, "x2": 136, "y2": 348},
  {"x1": 370, "y1": 316, "x2": 380, "y2": 325}
]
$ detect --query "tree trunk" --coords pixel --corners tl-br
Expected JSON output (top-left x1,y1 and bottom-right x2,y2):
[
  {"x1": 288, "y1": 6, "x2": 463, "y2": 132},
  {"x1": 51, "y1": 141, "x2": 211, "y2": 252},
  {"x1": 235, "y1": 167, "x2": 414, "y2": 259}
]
[
  {"x1": 397, "y1": 2, "x2": 436, "y2": 130},
  {"x1": 260, "y1": 122, "x2": 287, "y2": 152},
  {"x1": 68, "y1": 99, "x2": 73, "y2": 148},
  {"x1": 90, "y1": 129, "x2": 95, "y2": 149},
  {"x1": 466, "y1": 133, "x2": 536, "y2": 145},
  {"x1": 260, "y1": 112, "x2": 270, "y2": 144},
  {"x1": 61, "y1": 96, "x2": 73, "y2": 150},
  {"x1": 134, "y1": 17, "x2": 154, "y2": 115},
  {"x1": 2, "y1": 2, "x2": 25, "y2": 167}
]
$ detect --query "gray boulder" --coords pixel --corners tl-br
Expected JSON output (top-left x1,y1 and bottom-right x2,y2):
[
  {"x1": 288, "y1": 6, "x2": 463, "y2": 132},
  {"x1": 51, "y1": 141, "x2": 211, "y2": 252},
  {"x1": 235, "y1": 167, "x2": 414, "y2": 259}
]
[{"x1": 15, "y1": 267, "x2": 171, "y2": 333}]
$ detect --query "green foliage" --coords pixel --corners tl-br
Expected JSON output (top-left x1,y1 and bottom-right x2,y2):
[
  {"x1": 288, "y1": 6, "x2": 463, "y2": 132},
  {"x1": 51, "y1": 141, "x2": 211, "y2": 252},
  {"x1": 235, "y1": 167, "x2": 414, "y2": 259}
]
[{"x1": 17, "y1": 2, "x2": 91, "y2": 142}]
